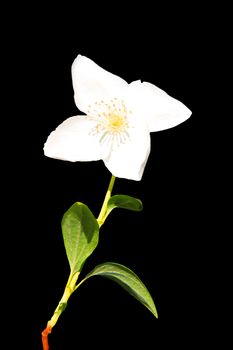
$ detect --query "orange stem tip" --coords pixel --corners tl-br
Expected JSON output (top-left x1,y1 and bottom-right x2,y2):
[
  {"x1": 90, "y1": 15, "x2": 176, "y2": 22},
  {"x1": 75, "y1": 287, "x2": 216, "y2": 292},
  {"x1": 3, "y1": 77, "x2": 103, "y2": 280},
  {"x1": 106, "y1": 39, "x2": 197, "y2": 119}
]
[{"x1": 42, "y1": 324, "x2": 52, "y2": 350}]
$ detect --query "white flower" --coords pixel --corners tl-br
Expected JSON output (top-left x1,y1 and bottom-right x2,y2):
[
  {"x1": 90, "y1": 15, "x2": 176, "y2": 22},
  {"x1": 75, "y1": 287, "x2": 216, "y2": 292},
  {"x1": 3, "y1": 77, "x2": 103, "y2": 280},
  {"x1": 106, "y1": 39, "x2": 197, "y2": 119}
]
[{"x1": 44, "y1": 55, "x2": 191, "y2": 181}]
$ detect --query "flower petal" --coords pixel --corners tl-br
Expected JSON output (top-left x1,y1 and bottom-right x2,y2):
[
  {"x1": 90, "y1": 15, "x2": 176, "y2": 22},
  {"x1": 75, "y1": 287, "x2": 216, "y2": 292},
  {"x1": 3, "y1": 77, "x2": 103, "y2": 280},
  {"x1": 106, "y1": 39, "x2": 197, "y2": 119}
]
[
  {"x1": 127, "y1": 81, "x2": 192, "y2": 132},
  {"x1": 72, "y1": 55, "x2": 128, "y2": 114},
  {"x1": 44, "y1": 116, "x2": 107, "y2": 162},
  {"x1": 103, "y1": 118, "x2": 151, "y2": 181}
]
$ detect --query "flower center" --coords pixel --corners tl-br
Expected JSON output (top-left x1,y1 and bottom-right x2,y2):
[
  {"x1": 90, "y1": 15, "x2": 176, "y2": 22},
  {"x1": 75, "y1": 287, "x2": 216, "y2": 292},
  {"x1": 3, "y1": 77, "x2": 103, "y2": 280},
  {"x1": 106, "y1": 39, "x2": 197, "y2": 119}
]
[
  {"x1": 108, "y1": 113, "x2": 125, "y2": 131},
  {"x1": 87, "y1": 98, "x2": 131, "y2": 147}
]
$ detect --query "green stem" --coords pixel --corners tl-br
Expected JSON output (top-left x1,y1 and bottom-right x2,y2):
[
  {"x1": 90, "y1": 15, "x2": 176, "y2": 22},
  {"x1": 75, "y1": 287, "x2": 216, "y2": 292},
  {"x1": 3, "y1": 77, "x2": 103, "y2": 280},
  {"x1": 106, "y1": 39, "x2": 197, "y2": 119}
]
[
  {"x1": 42, "y1": 174, "x2": 116, "y2": 349},
  {"x1": 46, "y1": 271, "x2": 80, "y2": 329},
  {"x1": 97, "y1": 175, "x2": 116, "y2": 227}
]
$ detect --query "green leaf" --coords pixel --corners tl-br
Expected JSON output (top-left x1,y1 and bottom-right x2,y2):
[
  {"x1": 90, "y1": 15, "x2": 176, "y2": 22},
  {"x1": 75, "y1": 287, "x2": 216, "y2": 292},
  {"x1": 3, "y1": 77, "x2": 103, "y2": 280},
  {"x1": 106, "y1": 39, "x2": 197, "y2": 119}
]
[
  {"x1": 106, "y1": 195, "x2": 143, "y2": 216},
  {"x1": 61, "y1": 202, "x2": 99, "y2": 274},
  {"x1": 82, "y1": 262, "x2": 158, "y2": 318}
]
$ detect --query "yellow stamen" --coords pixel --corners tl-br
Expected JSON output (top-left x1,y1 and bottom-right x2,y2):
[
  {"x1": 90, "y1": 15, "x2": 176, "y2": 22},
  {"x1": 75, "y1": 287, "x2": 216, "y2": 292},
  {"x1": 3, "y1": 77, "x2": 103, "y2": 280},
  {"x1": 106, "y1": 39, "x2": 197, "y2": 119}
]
[{"x1": 87, "y1": 98, "x2": 131, "y2": 147}]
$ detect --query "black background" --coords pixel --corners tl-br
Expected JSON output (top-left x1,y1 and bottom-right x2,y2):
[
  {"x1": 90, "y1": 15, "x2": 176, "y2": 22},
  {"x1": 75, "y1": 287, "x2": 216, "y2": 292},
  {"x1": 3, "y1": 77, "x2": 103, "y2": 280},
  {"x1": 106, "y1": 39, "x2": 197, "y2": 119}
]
[{"x1": 5, "y1": 3, "x2": 218, "y2": 350}]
